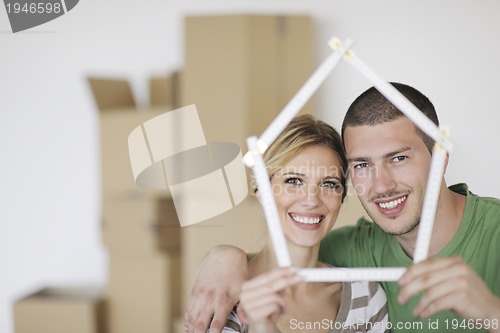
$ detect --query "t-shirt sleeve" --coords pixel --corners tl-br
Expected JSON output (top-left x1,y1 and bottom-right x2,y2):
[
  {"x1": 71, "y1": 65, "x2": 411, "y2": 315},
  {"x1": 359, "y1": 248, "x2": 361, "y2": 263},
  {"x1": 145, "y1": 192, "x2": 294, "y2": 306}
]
[{"x1": 319, "y1": 218, "x2": 376, "y2": 267}]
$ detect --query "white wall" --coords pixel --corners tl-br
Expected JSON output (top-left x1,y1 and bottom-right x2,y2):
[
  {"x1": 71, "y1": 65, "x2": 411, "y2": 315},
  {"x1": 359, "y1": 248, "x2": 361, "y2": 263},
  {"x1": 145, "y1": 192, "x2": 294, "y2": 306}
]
[{"x1": 1, "y1": 1, "x2": 499, "y2": 332}]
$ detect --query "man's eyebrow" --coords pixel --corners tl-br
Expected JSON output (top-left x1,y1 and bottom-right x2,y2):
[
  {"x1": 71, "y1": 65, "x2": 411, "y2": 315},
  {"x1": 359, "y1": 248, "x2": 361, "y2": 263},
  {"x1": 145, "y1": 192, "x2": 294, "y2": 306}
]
[
  {"x1": 347, "y1": 156, "x2": 371, "y2": 164},
  {"x1": 347, "y1": 147, "x2": 412, "y2": 164},
  {"x1": 382, "y1": 147, "x2": 412, "y2": 160}
]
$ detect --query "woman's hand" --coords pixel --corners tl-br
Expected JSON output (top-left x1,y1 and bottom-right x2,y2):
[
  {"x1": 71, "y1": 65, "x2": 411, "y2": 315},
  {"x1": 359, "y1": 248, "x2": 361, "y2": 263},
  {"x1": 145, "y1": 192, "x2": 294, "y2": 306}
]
[{"x1": 238, "y1": 268, "x2": 302, "y2": 332}]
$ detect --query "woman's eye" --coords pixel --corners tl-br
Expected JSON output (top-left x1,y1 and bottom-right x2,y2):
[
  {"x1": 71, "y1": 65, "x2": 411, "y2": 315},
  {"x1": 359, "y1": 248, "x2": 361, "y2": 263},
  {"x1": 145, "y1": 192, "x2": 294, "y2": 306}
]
[
  {"x1": 322, "y1": 181, "x2": 342, "y2": 190},
  {"x1": 285, "y1": 177, "x2": 302, "y2": 185}
]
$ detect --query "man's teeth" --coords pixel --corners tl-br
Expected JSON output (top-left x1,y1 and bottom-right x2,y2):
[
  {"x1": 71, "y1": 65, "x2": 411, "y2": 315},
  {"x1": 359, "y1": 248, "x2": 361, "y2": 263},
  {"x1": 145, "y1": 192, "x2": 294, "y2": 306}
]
[
  {"x1": 378, "y1": 196, "x2": 407, "y2": 209},
  {"x1": 291, "y1": 214, "x2": 321, "y2": 224}
]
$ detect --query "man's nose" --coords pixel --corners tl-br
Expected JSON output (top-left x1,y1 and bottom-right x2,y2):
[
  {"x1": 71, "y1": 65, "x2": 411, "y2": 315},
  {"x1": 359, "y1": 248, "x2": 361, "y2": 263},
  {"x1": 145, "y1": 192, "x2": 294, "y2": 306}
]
[{"x1": 372, "y1": 165, "x2": 397, "y2": 194}]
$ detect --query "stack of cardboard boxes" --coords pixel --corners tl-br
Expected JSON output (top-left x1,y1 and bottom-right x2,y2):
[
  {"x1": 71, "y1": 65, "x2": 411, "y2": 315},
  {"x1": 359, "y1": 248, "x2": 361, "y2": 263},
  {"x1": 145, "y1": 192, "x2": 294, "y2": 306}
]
[{"x1": 100, "y1": 102, "x2": 182, "y2": 333}]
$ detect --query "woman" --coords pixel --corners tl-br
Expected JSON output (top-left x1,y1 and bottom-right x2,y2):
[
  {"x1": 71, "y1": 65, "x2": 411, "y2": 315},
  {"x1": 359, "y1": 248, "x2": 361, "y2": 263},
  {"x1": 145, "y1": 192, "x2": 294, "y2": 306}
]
[{"x1": 220, "y1": 115, "x2": 388, "y2": 333}]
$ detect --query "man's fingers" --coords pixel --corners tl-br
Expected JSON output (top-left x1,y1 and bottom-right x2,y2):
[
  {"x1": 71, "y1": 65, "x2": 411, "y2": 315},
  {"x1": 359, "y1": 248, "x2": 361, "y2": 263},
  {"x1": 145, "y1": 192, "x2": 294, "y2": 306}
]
[
  {"x1": 398, "y1": 267, "x2": 453, "y2": 303},
  {"x1": 185, "y1": 293, "x2": 203, "y2": 333},
  {"x1": 196, "y1": 291, "x2": 232, "y2": 333},
  {"x1": 413, "y1": 279, "x2": 460, "y2": 317},
  {"x1": 398, "y1": 257, "x2": 500, "y2": 322},
  {"x1": 193, "y1": 304, "x2": 215, "y2": 333},
  {"x1": 399, "y1": 257, "x2": 462, "y2": 285},
  {"x1": 208, "y1": 296, "x2": 235, "y2": 333},
  {"x1": 398, "y1": 257, "x2": 468, "y2": 303},
  {"x1": 186, "y1": 288, "x2": 216, "y2": 333},
  {"x1": 417, "y1": 290, "x2": 461, "y2": 319},
  {"x1": 184, "y1": 245, "x2": 248, "y2": 333}
]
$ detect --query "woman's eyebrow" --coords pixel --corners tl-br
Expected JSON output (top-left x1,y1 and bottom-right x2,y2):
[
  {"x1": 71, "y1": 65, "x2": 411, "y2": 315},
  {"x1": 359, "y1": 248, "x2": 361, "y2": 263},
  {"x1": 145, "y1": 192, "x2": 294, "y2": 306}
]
[
  {"x1": 281, "y1": 172, "x2": 305, "y2": 177},
  {"x1": 324, "y1": 175, "x2": 341, "y2": 181}
]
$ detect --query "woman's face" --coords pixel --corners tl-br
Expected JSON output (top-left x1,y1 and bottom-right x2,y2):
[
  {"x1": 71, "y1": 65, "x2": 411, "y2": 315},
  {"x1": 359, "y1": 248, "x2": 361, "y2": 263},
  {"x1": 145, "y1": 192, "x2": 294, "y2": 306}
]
[{"x1": 269, "y1": 145, "x2": 343, "y2": 248}]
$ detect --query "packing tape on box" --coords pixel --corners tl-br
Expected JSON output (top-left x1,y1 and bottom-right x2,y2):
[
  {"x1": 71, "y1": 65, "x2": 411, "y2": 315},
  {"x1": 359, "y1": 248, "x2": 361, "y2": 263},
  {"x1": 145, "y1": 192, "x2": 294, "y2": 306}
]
[{"x1": 128, "y1": 105, "x2": 248, "y2": 226}]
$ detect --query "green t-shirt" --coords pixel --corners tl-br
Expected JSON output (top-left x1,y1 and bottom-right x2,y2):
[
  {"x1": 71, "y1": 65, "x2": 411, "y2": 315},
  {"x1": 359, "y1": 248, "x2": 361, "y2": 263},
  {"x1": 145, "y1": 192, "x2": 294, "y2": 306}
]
[{"x1": 319, "y1": 184, "x2": 500, "y2": 332}]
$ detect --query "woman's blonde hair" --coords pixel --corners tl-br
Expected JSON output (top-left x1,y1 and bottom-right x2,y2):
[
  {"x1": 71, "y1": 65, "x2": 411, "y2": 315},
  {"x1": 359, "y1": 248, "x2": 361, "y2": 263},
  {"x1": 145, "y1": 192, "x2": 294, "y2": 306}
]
[{"x1": 254, "y1": 114, "x2": 348, "y2": 201}]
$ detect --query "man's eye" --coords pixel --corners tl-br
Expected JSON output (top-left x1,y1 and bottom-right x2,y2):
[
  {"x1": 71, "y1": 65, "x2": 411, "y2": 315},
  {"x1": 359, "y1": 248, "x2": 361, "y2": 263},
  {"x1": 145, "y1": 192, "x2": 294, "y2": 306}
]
[
  {"x1": 393, "y1": 156, "x2": 407, "y2": 163},
  {"x1": 285, "y1": 177, "x2": 302, "y2": 185},
  {"x1": 353, "y1": 163, "x2": 368, "y2": 169}
]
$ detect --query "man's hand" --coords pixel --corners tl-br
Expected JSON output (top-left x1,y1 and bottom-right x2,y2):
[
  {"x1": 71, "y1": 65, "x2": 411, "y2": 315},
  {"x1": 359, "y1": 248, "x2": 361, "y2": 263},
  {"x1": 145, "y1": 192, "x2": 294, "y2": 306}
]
[
  {"x1": 398, "y1": 256, "x2": 500, "y2": 332},
  {"x1": 185, "y1": 245, "x2": 249, "y2": 333}
]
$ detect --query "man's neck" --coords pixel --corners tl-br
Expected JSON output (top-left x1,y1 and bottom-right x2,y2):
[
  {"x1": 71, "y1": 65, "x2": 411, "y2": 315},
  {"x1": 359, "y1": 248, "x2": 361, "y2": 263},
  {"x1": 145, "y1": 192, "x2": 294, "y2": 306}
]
[{"x1": 397, "y1": 183, "x2": 467, "y2": 259}]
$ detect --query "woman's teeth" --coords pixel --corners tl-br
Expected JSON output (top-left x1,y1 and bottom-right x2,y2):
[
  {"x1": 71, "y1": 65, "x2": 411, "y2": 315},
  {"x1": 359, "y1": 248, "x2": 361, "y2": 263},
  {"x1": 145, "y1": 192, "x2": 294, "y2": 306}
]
[
  {"x1": 291, "y1": 214, "x2": 322, "y2": 224},
  {"x1": 378, "y1": 196, "x2": 407, "y2": 209}
]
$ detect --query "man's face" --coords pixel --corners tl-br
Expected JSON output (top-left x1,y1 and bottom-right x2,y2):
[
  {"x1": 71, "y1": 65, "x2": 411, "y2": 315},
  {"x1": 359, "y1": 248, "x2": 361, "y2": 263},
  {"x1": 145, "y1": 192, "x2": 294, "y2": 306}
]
[{"x1": 344, "y1": 117, "x2": 432, "y2": 237}]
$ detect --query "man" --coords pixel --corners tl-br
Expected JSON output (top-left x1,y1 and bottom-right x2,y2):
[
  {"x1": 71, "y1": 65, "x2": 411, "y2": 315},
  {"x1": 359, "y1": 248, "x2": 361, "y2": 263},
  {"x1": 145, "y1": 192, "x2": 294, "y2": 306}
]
[{"x1": 185, "y1": 83, "x2": 500, "y2": 333}]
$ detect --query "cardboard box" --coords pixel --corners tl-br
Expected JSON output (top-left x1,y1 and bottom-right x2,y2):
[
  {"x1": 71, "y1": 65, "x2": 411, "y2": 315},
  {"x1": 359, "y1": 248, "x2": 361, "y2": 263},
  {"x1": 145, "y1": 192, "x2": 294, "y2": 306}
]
[
  {"x1": 107, "y1": 252, "x2": 181, "y2": 333},
  {"x1": 149, "y1": 75, "x2": 173, "y2": 108},
  {"x1": 149, "y1": 71, "x2": 182, "y2": 109},
  {"x1": 102, "y1": 196, "x2": 181, "y2": 255},
  {"x1": 181, "y1": 15, "x2": 315, "y2": 150},
  {"x1": 14, "y1": 286, "x2": 106, "y2": 333},
  {"x1": 88, "y1": 77, "x2": 136, "y2": 111},
  {"x1": 99, "y1": 107, "x2": 171, "y2": 199}
]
